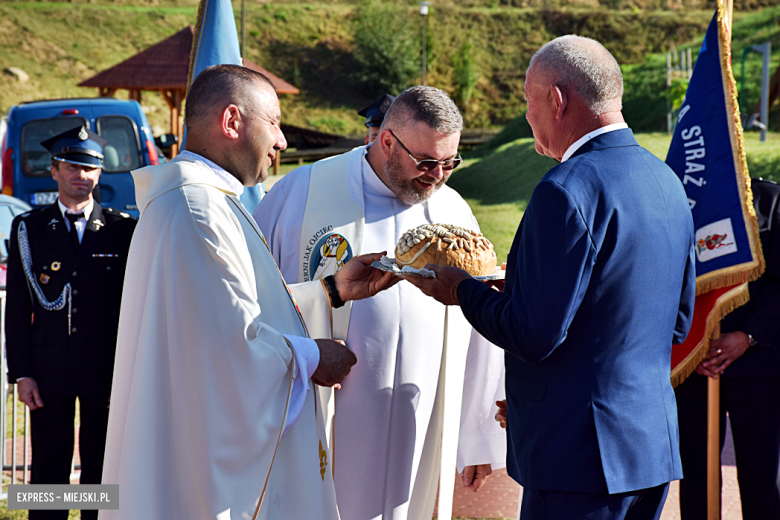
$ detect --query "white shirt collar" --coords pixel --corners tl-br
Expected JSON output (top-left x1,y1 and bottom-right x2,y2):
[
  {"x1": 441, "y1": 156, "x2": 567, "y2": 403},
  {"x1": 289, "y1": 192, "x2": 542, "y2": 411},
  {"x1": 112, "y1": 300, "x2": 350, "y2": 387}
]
[
  {"x1": 58, "y1": 198, "x2": 94, "y2": 222},
  {"x1": 561, "y1": 122, "x2": 629, "y2": 163},
  {"x1": 178, "y1": 150, "x2": 245, "y2": 196},
  {"x1": 361, "y1": 146, "x2": 395, "y2": 198}
]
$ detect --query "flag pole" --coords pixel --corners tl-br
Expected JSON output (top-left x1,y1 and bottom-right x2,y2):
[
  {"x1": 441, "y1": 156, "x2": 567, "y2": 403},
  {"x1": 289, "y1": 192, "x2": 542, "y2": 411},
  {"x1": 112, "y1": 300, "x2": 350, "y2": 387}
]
[
  {"x1": 706, "y1": 7, "x2": 732, "y2": 517},
  {"x1": 707, "y1": 323, "x2": 721, "y2": 519}
]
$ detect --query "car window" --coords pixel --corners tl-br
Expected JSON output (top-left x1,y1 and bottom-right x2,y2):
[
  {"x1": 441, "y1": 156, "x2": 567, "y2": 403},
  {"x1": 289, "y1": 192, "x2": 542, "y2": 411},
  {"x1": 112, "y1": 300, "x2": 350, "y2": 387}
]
[
  {"x1": 97, "y1": 116, "x2": 141, "y2": 173},
  {"x1": 21, "y1": 118, "x2": 88, "y2": 177},
  {"x1": 0, "y1": 205, "x2": 15, "y2": 259}
]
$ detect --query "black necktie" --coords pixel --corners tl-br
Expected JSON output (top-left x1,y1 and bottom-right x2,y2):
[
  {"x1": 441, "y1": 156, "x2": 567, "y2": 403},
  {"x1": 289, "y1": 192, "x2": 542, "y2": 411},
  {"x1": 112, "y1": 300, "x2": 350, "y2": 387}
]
[{"x1": 66, "y1": 213, "x2": 83, "y2": 248}]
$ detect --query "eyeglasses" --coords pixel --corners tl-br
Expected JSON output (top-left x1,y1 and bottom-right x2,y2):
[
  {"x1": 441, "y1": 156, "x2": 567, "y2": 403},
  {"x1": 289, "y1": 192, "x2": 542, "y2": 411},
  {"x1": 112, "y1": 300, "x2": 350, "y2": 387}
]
[{"x1": 388, "y1": 130, "x2": 462, "y2": 172}]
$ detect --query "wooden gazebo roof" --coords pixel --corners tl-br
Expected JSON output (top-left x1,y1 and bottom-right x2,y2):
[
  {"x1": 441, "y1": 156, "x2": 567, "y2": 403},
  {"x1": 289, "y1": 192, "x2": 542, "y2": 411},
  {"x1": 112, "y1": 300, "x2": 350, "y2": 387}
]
[
  {"x1": 79, "y1": 26, "x2": 299, "y2": 94},
  {"x1": 79, "y1": 26, "x2": 299, "y2": 155}
]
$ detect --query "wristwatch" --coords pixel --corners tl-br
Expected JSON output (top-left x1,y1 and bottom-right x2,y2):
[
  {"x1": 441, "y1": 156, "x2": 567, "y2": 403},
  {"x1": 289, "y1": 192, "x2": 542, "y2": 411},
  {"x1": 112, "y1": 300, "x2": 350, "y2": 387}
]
[
  {"x1": 323, "y1": 275, "x2": 346, "y2": 309},
  {"x1": 747, "y1": 333, "x2": 759, "y2": 347}
]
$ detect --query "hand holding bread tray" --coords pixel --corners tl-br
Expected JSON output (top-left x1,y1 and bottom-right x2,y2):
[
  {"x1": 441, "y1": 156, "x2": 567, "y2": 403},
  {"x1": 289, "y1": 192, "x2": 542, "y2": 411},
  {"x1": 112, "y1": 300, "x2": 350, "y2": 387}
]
[{"x1": 371, "y1": 223, "x2": 505, "y2": 281}]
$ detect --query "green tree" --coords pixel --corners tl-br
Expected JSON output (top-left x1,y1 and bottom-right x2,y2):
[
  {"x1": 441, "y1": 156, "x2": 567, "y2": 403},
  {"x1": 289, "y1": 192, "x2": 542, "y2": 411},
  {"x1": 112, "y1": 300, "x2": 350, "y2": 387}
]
[
  {"x1": 669, "y1": 77, "x2": 689, "y2": 112},
  {"x1": 453, "y1": 40, "x2": 479, "y2": 108},
  {"x1": 351, "y1": 1, "x2": 419, "y2": 97}
]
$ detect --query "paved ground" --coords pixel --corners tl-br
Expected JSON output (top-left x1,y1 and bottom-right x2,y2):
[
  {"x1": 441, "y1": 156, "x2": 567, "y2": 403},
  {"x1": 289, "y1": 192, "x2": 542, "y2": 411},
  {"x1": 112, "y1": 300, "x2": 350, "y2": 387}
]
[
  {"x1": 438, "y1": 465, "x2": 741, "y2": 520},
  {"x1": 440, "y1": 417, "x2": 743, "y2": 519}
]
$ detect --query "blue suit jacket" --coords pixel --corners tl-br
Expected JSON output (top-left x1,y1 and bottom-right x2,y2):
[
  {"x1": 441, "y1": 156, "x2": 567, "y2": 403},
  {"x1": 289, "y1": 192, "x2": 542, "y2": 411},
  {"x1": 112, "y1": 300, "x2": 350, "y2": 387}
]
[{"x1": 457, "y1": 129, "x2": 695, "y2": 494}]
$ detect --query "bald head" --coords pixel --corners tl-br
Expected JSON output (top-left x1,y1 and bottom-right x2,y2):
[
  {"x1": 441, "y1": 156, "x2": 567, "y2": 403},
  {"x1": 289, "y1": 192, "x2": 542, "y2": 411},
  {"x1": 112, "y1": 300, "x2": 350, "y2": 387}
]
[
  {"x1": 183, "y1": 64, "x2": 287, "y2": 188},
  {"x1": 185, "y1": 64, "x2": 275, "y2": 133},
  {"x1": 529, "y1": 35, "x2": 623, "y2": 115}
]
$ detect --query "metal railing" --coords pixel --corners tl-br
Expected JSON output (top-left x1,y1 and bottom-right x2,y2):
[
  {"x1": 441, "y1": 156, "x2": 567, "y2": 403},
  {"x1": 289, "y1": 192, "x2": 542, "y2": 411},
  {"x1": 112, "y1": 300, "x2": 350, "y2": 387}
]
[
  {"x1": 0, "y1": 293, "x2": 83, "y2": 501},
  {"x1": 0, "y1": 293, "x2": 33, "y2": 499}
]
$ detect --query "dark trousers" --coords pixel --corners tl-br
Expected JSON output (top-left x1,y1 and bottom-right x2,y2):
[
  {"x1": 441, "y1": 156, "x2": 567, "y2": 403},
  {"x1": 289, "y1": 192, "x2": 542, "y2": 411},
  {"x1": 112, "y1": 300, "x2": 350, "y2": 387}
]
[
  {"x1": 29, "y1": 394, "x2": 110, "y2": 520},
  {"x1": 675, "y1": 372, "x2": 780, "y2": 520},
  {"x1": 519, "y1": 483, "x2": 669, "y2": 520}
]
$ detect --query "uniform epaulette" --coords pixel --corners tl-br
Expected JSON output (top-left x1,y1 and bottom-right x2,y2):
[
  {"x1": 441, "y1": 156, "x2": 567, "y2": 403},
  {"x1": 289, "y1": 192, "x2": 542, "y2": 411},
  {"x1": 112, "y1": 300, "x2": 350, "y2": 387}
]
[
  {"x1": 18, "y1": 207, "x2": 47, "y2": 220},
  {"x1": 104, "y1": 207, "x2": 136, "y2": 219}
]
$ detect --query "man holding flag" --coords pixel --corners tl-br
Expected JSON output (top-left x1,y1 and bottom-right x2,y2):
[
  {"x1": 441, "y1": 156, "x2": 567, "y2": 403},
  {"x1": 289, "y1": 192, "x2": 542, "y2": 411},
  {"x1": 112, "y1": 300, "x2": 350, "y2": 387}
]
[
  {"x1": 675, "y1": 177, "x2": 780, "y2": 520},
  {"x1": 662, "y1": 4, "x2": 773, "y2": 517}
]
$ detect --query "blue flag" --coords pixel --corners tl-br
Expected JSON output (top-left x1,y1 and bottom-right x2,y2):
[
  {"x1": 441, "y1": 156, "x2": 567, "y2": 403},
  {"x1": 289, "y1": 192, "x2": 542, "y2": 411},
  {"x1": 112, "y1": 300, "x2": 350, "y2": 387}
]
[
  {"x1": 666, "y1": 11, "x2": 761, "y2": 286},
  {"x1": 185, "y1": 0, "x2": 264, "y2": 212},
  {"x1": 665, "y1": 6, "x2": 763, "y2": 385}
]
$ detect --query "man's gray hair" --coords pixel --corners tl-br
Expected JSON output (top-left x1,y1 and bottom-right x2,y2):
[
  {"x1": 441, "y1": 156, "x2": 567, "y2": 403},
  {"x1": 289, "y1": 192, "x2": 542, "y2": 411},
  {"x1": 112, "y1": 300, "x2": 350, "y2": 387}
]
[
  {"x1": 529, "y1": 35, "x2": 623, "y2": 115},
  {"x1": 380, "y1": 86, "x2": 463, "y2": 135}
]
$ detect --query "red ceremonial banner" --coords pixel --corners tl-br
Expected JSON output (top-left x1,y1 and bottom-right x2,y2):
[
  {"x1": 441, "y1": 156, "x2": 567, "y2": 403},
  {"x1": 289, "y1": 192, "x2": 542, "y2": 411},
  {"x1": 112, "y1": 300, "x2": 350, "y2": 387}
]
[{"x1": 670, "y1": 283, "x2": 749, "y2": 386}]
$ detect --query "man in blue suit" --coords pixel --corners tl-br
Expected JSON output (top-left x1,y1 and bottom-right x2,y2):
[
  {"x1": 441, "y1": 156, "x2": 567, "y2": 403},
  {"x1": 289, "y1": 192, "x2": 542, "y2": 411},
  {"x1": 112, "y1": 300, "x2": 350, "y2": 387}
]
[{"x1": 407, "y1": 35, "x2": 696, "y2": 519}]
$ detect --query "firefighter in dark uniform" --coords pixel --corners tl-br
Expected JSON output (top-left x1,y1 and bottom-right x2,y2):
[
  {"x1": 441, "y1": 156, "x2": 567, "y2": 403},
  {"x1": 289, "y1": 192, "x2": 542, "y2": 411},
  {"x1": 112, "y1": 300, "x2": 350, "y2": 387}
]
[
  {"x1": 4, "y1": 126, "x2": 136, "y2": 520},
  {"x1": 357, "y1": 93, "x2": 395, "y2": 144},
  {"x1": 676, "y1": 178, "x2": 780, "y2": 520}
]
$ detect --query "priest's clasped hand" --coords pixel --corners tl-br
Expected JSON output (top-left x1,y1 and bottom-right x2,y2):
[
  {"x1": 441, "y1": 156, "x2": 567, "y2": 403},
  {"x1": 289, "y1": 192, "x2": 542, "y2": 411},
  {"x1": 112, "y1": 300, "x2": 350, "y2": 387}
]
[
  {"x1": 403, "y1": 264, "x2": 472, "y2": 306},
  {"x1": 334, "y1": 252, "x2": 401, "y2": 301},
  {"x1": 312, "y1": 339, "x2": 358, "y2": 387},
  {"x1": 461, "y1": 463, "x2": 492, "y2": 492}
]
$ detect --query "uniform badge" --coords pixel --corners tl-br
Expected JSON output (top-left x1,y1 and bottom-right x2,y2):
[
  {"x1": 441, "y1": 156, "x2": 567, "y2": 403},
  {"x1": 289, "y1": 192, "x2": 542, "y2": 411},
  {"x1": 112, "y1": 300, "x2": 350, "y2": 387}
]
[
  {"x1": 92, "y1": 219, "x2": 103, "y2": 230},
  {"x1": 51, "y1": 261, "x2": 61, "y2": 271},
  {"x1": 39, "y1": 273, "x2": 50, "y2": 284},
  {"x1": 78, "y1": 127, "x2": 88, "y2": 141},
  {"x1": 47, "y1": 218, "x2": 58, "y2": 231},
  {"x1": 308, "y1": 233, "x2": 353, "y2": 282}
]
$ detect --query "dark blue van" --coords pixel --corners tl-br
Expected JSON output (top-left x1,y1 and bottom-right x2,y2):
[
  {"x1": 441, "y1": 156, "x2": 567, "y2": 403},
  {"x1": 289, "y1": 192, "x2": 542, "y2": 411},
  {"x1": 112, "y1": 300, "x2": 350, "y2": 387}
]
[{"x1": 0, "y1": 98, "x2": 161, "y2": 217}]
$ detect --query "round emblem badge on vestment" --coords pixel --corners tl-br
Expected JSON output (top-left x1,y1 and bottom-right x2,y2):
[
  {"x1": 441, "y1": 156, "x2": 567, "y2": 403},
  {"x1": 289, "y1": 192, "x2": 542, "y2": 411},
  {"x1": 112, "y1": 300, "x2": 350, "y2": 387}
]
[
  {"x1": 51, "y1": 261, "x2": 61, "y2": 271},
  {"x1": 309, "y1": 233, "x2": 353, "y2": 281},
  {"x1": 40, "y1": 273, "x2": 50, "y2": 284}
]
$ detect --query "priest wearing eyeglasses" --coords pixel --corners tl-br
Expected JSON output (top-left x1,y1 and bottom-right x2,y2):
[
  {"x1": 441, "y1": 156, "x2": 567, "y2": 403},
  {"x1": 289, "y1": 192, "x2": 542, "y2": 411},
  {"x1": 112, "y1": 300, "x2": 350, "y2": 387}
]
[{"x1": 254, "y1": 86, "x2": 506, "y2": 520}]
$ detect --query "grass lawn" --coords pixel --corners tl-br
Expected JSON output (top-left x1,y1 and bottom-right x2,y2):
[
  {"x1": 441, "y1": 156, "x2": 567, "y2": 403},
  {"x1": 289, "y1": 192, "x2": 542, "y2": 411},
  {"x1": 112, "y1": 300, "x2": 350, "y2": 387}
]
[
  {"x1": 449, "y1": 131, "x2": 780, "y2": 262},
  {"x1": 0, "y1": 501, "x2": 80, "y2": 519}
]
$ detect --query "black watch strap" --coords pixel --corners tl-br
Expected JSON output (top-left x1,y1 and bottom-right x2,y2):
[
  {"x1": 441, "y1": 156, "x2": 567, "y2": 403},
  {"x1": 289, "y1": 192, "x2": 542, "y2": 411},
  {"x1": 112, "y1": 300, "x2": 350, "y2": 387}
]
[{"x1": 323, "y1": 275, "x2": 345, "y2": 309}]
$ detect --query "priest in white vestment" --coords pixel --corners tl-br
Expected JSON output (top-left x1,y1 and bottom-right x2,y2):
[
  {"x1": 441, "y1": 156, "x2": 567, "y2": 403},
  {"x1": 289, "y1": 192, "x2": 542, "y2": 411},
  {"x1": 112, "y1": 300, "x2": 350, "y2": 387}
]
[
  {"x1": 100, "y1": 65, "x2": 398, "y2": 520},
  {"x1": 254, "y1": 86, "x2": 507, "y2": 520}
]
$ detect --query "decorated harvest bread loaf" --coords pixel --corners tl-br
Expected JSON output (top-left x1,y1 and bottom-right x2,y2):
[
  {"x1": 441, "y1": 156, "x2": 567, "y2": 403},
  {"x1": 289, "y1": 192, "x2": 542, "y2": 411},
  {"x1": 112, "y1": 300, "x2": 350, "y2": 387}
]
[{"x1": 394, "y1": 223, "x2": 497, "y2": 276}]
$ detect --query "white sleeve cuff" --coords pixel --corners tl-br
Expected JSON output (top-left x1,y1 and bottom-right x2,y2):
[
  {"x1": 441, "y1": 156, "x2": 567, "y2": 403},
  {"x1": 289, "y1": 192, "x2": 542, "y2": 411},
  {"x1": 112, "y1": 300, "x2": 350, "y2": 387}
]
[
  {"x1": 281, "y1": 335, "x2": 320, "y2": 434},
  {"x1": 457, "y1": 431, "x2": 507, "y2": 473}
]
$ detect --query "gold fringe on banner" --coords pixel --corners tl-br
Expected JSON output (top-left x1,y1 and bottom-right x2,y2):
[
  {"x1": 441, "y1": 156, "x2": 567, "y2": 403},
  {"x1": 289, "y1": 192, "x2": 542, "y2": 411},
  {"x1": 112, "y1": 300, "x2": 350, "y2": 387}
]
[
  {"x1": 711, "y1": 0, "x2": 765, "y2": 290},
  {"x1": 695, "y1": 265, "x2": 760, "y2": 295},
  {"x1": 187, "y1": 0, "x2": 208, "y2": 92},
  {"x1": 671, "y1": 283, "x2": 750, "y2": 388}
]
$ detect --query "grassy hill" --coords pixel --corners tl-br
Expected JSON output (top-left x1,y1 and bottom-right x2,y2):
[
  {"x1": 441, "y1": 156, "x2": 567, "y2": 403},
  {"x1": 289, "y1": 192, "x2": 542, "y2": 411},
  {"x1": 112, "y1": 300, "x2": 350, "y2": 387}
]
[{"x1": 621, "y1": 5, "x2": 780, "y2": 131}]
